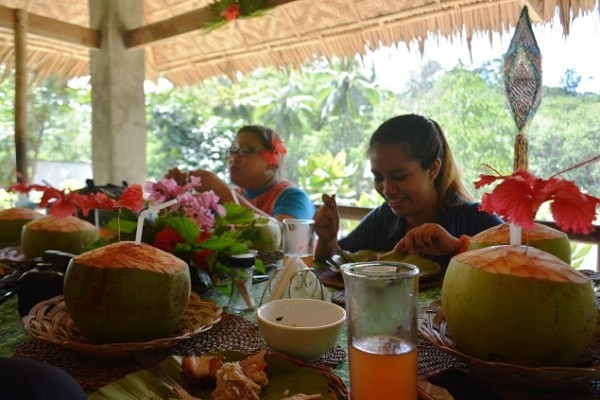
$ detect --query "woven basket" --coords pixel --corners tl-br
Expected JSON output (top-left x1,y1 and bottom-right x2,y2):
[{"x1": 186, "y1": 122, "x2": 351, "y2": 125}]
[
  {"x1": 22, "y1": 292, "x2": 223, "y2": 358},
  {"x1": 419, "y1": 300, "x2": 600, "y2": 391}
]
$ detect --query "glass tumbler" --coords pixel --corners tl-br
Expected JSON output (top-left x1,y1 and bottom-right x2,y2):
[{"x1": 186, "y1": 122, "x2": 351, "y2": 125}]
[
  {"x1": 282, "y1": 218, "x2": 315, "y2": 268},
  {"x1": 341, "y1": 262, "x2": 420, "y2": 400},
  {"x1": 227, "y1": 253, "x2": 256, "y2": 314}
]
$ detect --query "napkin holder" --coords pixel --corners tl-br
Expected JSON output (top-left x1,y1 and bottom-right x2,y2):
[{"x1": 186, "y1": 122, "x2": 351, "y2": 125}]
[{"x1": 260, "y1": 255, "x2": 327, "y2": 304}]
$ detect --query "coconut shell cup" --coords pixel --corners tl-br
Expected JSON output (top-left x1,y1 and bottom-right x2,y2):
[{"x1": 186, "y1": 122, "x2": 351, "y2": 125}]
[
  {"x1": 443, "y1": 245, "x2": 596, "y2": 367},
  {"x1": 64, "y1": 241, "x2": 191, "y2": 344}
]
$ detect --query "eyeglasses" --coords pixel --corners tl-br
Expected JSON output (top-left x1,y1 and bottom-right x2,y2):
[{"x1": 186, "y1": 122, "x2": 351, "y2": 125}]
[{"x1": 228, "y1": 146, "x2": 262, "y2": 157}]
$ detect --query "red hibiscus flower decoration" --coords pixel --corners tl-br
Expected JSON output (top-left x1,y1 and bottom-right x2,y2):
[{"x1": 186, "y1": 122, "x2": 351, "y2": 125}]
[
  {"x1": 153, "y1": 226, "x2": 185, "y2": 253},
  {"x1": 8, "y1": 182, "x2": 145, "y2": 218},
  {"x1": 10, "y1": 183, "x2": 80, "y2": 217},
  {"x1": 190, "y1": 230, "x2": 214, "y2": 270},
  {"x1": 475, "y1": 164, "x2": 600, "y2": 234},
  {"x1": 220, "y1": 4, "x2": 241, "y2": 21},
  {"x1": 116, "y1": 184, "x2": 145, "y2": 213}
]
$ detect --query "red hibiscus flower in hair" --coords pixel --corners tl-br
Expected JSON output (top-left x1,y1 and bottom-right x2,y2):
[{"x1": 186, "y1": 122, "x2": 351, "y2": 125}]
[
  {"x1": 261, "y1": 138, "x2": 287, "y2": 167},
  {"x1": 475, "y1": 158, "x2": 600, "y2": 234}
]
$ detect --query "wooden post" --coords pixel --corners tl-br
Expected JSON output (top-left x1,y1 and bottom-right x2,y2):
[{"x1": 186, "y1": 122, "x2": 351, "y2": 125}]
[
  {"x1": 90, "y1": 0, "x2": 146, "y2": 185},
  {"x1": 14, "y1": 9, "x2": 28, "y2": 183}
]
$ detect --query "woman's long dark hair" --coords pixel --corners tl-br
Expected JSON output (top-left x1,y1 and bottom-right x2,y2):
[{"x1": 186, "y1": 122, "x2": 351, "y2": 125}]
[{"x1": 368, "y1": 114, "x2": 473, "y2": 208}]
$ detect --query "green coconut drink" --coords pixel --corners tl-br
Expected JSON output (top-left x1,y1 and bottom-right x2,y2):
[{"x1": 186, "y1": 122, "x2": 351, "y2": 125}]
[
  {"x1": 21, "y1": 215, "x2": 100, "y2": 259},
  {"x1": 0, "y1": 208, "x2": 43, "y2": 244},
  {"x1": 64, "y1": 241, "x2": 191, "y2": 343},
  {"x1": 251, "y1": 219, "x2": 282, "y2": 253},
  {"x1": 442, "y1": 245, "x2": 596, "y2": 367},
  {"x1": 468, "y1": 222, "x2": 572, "y2": 264}
]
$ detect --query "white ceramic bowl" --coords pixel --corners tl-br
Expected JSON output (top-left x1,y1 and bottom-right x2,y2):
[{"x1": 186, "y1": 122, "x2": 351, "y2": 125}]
[{"x1": 257, "y1": 298, "x2": 346, "y2": 360}]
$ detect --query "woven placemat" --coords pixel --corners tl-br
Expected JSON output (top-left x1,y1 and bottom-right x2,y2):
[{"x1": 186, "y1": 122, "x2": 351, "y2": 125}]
[
  {"x1": 417, "y1": 335, "x2": 468, "y2": 380},
  {"x1": 331, "y1": 290, "x2": 345, "y2": 306},
  {"x1": 13, "y1": 311, "x2": 346, "y2": 391},
  {"x1": 13, "y1": 313, "x2": 260, "y2": 390}
]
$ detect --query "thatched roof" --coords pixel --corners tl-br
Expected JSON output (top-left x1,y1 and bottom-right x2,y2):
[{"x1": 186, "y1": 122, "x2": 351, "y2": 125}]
[{"x1": 0, "y1": 0, "x2": 598, "y2": 86}]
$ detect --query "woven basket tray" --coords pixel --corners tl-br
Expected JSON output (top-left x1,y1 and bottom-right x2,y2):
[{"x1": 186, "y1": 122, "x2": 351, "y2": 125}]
[
  {"x1": 419, "y1": 300, "x2": 600, "y2": 391},
  {"x1": 22, "y1": 293, "x2": 222, "y2": 358}
]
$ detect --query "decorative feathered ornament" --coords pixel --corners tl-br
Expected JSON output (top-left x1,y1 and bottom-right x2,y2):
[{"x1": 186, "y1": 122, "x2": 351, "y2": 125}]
[{"x1": 504, "y1": 6, "x2": 542, "y2": 171}]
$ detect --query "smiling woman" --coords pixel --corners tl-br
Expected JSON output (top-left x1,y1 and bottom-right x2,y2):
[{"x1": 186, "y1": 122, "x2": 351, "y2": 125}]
[{"x1": 313, "y1": 114, "x2": 503, "y2": 269}]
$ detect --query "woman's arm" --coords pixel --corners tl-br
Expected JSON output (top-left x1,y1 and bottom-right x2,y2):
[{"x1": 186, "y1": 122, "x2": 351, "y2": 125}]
[{"x1": 190, "y1": 170, "x2": 234, "y2": 203}]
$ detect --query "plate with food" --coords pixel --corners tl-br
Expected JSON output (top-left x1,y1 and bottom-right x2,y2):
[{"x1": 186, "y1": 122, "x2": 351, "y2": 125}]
[
  {"x1": 90, "y1": 350, "x2": 349, "y2": 400},
  {"x1": 328, "y1": 250, "x2": 440, "y2": 277}
]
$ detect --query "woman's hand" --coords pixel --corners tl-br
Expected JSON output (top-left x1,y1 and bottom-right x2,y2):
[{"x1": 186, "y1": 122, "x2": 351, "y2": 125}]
[
  {"x1": 190, "y1": 170, "x2": 234, "y2": 202},
  {"x1": 394, "y1": 223, "x2": 462, "y2": 256},
  {"x1": 313, "y1": 194, "x2": 340, "y2": 260},
  {"x1": 314, "y1": 194, "x2": 340, "y2": 241}
]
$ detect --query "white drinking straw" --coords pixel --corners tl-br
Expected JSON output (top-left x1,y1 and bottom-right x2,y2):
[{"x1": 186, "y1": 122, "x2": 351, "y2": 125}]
[
  {"x1": 509, "y1": 222, "x2": 522, "y2": 246},
  {"x1": 135, "y1": 198, "x2": 178, "y2": 244},
  {"x1": 230, "y1": 188, "x2": 282, "y2": 228}
]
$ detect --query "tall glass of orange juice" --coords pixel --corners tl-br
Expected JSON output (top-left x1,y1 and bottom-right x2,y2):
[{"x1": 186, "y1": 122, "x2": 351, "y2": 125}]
[
  {"x1": 282, "y1": 219, "x2": 315, "y2": 268},
  {"x1": 341, "y1": 262, "x2": 419, "y2": 400}
]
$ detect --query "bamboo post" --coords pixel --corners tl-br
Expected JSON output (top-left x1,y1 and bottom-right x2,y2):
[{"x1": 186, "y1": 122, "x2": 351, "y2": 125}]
[{"x1": 14, "y1": 9, "x2": 28, "y2": 183}]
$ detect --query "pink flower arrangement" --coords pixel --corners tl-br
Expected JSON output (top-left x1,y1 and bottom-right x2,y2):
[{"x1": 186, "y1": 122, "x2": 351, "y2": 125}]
[
  {"x1": 145, "y1": 168, "x2": 265, "y2": 278},
  {"x1": 145, "y1": 175, "x2": 225, "y2": 231}
]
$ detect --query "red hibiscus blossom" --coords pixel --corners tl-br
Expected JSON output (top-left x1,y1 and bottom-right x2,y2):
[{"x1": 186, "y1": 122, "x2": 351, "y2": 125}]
[
  {"x1": 153, "y1": 226, "x2": 186, "y2": 253},
  {"x1": 261, "y1": 138, "x2": 287, "y2": 167},
  {"x1": 190, "y1": 230, "x2": 214, "y2": 270},
  {"x1": 116, "y1": 184, "x2": 145, "y2": 213},
  {"x1": 8, "y1": 182, "x2": 145, "y2": 218},
  {"x1": 475, "y1": 166, "x2": 599, "y2": 234}
]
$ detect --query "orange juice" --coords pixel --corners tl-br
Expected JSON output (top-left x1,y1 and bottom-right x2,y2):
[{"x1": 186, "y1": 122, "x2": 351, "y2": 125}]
[
  {"x1": 349, "y1": 336, "x2": 418, "y2": 400},
  {"x1": 282, "y1": 254, "x2": 313, "y2": 268}
]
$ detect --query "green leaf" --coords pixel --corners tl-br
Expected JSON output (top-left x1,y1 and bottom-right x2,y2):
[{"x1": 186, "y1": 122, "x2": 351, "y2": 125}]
[{"x1": 165, "y1": 216, "x2": 200, "y2": 243}]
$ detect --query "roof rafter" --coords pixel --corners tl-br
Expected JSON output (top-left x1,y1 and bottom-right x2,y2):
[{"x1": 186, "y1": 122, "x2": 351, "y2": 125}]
[{"x1": 0, "y1": 4, "x2": 99, "y2": 48}]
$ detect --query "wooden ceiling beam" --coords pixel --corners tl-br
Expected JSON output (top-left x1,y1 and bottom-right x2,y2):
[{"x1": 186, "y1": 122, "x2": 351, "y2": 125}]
[
  {"x1": 0, "y1": 4, "x2": 100, "y2": 48},
  {"x1": 125, "y1": 0, "x2": 300, "y2": 49}
]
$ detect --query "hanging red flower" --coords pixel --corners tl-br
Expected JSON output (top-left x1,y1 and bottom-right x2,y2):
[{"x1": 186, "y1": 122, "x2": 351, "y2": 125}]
[
  {"x1": 220, "y1": 4, "x2": 241, "y2": 21},
  {"x1": 475, "y1": 162, "x2": 600, "y2": 234}
]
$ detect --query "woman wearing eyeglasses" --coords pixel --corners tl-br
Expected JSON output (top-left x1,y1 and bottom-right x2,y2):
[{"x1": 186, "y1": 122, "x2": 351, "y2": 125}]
[{"x1": 193, "y1": 125, "x2": 315, "y2": 222}]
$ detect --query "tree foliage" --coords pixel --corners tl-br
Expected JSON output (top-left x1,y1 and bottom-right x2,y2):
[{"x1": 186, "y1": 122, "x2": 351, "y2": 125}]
[{"x1": 0, "y1": 56, "x2": 598, "y2": 204}]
